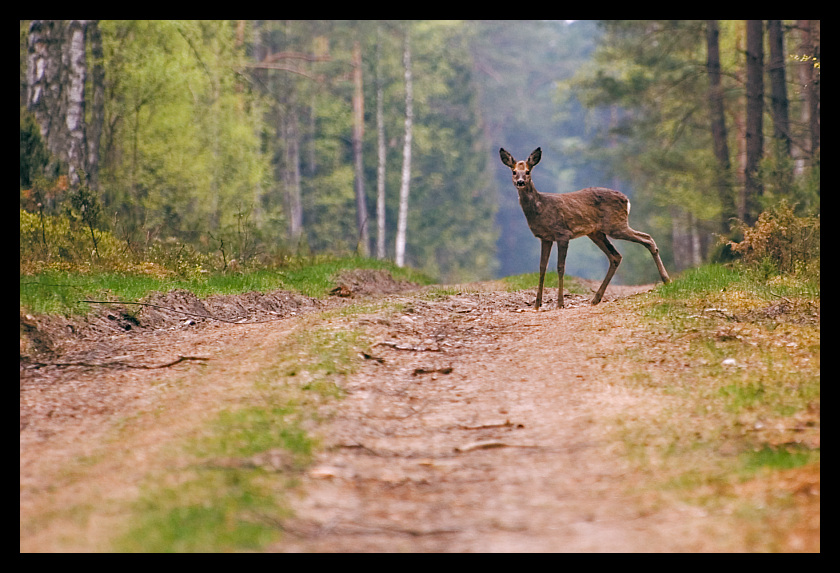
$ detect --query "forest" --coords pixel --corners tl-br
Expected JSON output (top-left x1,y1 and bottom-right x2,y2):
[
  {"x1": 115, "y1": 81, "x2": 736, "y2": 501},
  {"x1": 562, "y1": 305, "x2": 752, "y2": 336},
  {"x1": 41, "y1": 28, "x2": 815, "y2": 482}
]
[{"x1": 20, "y1": 20, "x2": 820, "y2": 284}]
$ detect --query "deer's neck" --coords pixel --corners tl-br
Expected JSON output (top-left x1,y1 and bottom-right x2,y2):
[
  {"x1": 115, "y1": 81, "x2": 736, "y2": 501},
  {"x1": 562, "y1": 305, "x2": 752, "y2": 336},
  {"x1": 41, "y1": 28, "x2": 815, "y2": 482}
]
[{"x1": 517, "y1": 182, "x2": 543, "y2": 220}]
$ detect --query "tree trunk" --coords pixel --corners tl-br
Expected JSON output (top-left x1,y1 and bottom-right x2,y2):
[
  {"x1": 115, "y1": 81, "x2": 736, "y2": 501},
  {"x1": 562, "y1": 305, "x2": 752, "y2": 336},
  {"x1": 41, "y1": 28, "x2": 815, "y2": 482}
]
[
  {"x1": 64, "y1": 19, "x2": 88, "y2": 187},
  {"x1": 352, "y1": 40, "x2": 370, "y2": 256},
  {"x1": 395, "y1": 27, "x2": 413, "y2": 268},
  {"x1": 283, "y1": 108, "x2": 303, "y2": 245},
  {"x1": 793, "y1": 20, "x2": 810, "y2": 175},
  {"x1": 86, "y1": 20, "x2": 105, "y2": 191},
  {"x1": 26, "y1": 20, "x2": 66, "y2": 167},
  {"x1": 671, "y1": 209, "x2": 702, "y2": 271},
  {"x1": 705, "y1": 20, "x2": 734, "y2": 233},
  {"x1": 375, "y1": 25, "x2": 387, "y2": 260},
  {"x1": 743, "y1": 20, "x2": 764, "y2": 225},
  {"x1": 807, "y1": 21, "x2": 820, "y2": 162},
  {"x1": 767, "y1": 20, "x2": 791, "y2": 160},
  {"x1": 793, "y1": 20, "x2": 820, "y2": 174}
]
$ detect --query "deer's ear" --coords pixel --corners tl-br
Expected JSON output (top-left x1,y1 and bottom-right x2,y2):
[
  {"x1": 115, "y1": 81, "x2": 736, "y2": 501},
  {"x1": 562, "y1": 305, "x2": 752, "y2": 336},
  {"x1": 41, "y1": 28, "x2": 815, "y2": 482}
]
[
  {"x1": 527, "y1": 147, "x2": 542, "y2": 168},
  {"x1": 499, "y1": 148, "x2": 516, "y2": 168}
]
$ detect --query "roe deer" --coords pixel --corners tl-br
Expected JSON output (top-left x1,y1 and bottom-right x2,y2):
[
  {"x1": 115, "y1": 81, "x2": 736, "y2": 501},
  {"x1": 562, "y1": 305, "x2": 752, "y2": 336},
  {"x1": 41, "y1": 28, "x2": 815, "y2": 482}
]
[{"x1": 499, "y1": 147, "x2": 670, "y2": 309}]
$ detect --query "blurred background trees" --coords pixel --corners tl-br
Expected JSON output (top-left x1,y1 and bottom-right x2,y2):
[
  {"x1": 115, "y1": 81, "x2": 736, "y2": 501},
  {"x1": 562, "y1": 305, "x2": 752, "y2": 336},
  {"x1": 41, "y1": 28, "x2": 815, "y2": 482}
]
[{"x1": 21, "y1": 20, "x2": 819, "y2": 284}]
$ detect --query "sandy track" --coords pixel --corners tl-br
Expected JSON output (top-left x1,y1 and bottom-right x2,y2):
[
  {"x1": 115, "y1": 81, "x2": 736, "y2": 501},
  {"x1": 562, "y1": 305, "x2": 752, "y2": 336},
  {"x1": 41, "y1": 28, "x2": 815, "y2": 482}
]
[{"x1": 273, "y1": 286, "x2": 728, "y2": 552}]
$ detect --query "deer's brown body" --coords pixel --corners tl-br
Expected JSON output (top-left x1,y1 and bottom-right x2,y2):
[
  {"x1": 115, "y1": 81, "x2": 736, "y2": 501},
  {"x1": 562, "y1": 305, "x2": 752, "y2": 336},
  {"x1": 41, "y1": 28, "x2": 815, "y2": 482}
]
[{"x1": 500, "y1": 147, "x2": 670, "y2": 309}]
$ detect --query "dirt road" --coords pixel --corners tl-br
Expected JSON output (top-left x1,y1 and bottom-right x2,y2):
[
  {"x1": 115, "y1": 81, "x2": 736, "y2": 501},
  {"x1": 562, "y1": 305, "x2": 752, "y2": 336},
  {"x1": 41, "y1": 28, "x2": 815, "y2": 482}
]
[
  {"x1": 19, "y1": 277, "x2": 766, "y2": 551},
  {"x1": 273, "y1": 284, "x2": 726, "y2": 552}
]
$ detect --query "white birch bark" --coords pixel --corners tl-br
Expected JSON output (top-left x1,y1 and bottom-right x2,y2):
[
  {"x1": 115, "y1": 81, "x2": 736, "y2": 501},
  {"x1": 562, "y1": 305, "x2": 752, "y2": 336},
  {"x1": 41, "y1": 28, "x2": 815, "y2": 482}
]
[
  {"x1": 375, "y1": 26, "x2": 387, "y2": 260},
  {"x1": 65, "y1": 19, "x2": 88, "y2": 187},
  {"x1": 395, "y1": 28, "x2": 413, "y2": 268}
]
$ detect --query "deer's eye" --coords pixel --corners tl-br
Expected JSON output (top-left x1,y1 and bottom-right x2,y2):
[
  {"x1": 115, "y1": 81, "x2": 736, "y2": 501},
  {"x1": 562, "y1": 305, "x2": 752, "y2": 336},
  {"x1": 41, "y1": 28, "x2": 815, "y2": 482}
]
[{"x1": 525, "y1": 170, "x2": 530, "y2": 175}]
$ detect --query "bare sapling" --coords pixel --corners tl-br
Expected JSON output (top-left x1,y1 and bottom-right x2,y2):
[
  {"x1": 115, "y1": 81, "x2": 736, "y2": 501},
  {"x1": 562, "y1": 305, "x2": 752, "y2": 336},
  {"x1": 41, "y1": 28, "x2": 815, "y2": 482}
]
[{"x1": 499, "y1": 147, "x2": 670, "y2": 309}]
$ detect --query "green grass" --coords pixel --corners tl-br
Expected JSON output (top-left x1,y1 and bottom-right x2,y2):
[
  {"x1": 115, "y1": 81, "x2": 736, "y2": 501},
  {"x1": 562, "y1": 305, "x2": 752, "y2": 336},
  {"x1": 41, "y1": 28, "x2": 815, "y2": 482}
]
[
  {"x1": 117, "y1": 469, "x2": 287, "y2": 553},
  {"x1": 657, "y1": 263, "x2": 819, "y2": 302},
  {"x1": 740, "y1": 444, "x2": 818, "y2": 475},
  {"x1": 656, "y1": 263, "x2": 743, "y2": 299},
  {"x1": 20, "y1": 255, "x2": 435, "y2": 317}
]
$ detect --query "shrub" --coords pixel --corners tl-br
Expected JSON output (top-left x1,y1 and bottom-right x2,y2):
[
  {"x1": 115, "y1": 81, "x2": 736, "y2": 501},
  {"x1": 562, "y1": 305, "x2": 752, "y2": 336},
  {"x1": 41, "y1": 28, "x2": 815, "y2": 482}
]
[
  {"x1": 20, "y1": 209, "x2": 122, "y2": 272},
  {"x1": 729, "y1": 201, "x2": 819, "y2": 277}
]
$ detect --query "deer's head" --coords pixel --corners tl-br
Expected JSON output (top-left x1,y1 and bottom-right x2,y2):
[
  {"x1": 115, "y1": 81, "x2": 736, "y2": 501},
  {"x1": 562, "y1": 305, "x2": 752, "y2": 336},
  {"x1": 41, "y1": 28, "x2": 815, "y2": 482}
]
[{"x1": 499, "y1": 147, "x2": 541, "y2": 189}]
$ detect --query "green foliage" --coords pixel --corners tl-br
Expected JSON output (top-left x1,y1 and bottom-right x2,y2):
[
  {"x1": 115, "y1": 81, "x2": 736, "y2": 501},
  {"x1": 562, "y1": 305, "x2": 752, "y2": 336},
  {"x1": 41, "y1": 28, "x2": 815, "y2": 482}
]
[
  {"x1": 19, "y1": 108, "x2": 51, "y2": 187},
  {"x1": 20, "y1": 209, "x2": 122, "y2": 271},
  {"x1": 20, "y1": 20, "x2": 821, "y2": 285},
  {"x1": 97, "y1": 20, "x2": 272, "y2": 246}
]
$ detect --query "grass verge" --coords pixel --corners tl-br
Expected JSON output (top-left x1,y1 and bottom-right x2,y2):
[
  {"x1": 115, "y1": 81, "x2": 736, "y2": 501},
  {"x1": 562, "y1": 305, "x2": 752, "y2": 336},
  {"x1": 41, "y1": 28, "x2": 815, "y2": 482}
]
[
  {"x1": 607, "y1": 264, "x2": 819, "y2": 551},
  {"x1": 20, "y1": 255, "x2": 434, "y2": 316}
]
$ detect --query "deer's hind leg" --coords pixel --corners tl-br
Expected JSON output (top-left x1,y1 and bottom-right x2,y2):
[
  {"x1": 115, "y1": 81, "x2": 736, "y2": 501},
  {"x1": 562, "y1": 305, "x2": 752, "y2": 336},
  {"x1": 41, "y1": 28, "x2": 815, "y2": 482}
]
[
  {"x1": 588, "y1": 231, "x2": 622, "y2": 305},
  {"x1": 610, "y1": 227, "x2": 671, "y2": 284}
]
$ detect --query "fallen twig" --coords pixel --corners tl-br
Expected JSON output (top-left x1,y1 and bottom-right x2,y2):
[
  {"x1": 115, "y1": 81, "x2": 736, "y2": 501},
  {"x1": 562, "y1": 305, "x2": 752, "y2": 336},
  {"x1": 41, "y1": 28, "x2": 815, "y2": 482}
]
[
  {"x1": 453, "y1": 440, "x2": 540, "y2": 453},
  {"x1": 456, "y1": 420, "x2": 522, "y2": 431},
  {"x1": 282, "y1": 519, "x2": 462, "y2": 538},
  {"x1": 768, "y1": 291, "x2": 794, "y2": 304},
  {"x1": 361, "y1": 351, "x2": 385, "y2": 363},
  {"x1": 702, "y1": 308, "x2": 736, "y2": 320},
  {"x1": 27, "y1": 355, "x2": 210, "y2": 370},
  {"x1": 412, "y1": 366, "x2": 453, "y2": 376},
  {"x1": 374, "y1": 341, "x2": 441, "y2": 352}
]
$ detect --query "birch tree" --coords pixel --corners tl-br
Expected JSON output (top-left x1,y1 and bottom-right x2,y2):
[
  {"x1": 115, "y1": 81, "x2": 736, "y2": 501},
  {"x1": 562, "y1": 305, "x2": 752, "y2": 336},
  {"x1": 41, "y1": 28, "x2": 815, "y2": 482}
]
[
  {"x1": 375, "y1": 24, "x2": 387, "y2": 260},
  {"x1": 64, "y1": 19, "x2": 88, "y2": 187},
  {"x1": 26, "y1": 20, "x2": 68, "y2": 176},
  {"x1": 395, "y1": 25, "x2": 413, "y2": 268}
]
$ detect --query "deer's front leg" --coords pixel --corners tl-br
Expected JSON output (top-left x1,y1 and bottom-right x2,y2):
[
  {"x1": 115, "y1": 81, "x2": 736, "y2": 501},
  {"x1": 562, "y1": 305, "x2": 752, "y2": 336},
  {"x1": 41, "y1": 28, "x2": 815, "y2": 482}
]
[
  {"x1": 555, "y1": 239, "x2": 569, "y2": 308},
  {"x1": 536, "y1": 239, "x2": 552, "y2": 310}
]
